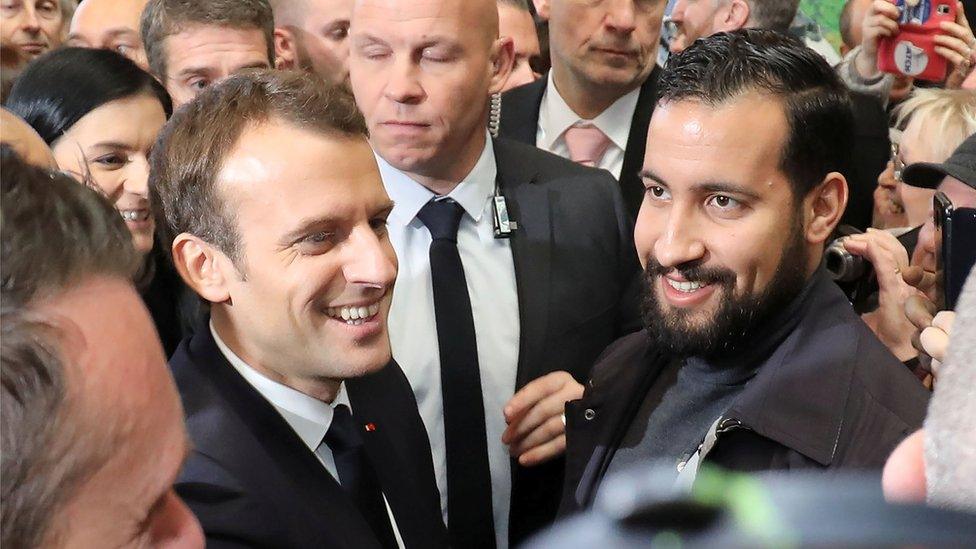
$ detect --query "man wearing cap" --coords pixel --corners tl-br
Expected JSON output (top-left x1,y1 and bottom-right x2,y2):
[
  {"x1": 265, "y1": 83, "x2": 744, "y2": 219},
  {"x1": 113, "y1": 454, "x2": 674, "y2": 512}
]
[{"x1": 843, "y1": 133, "x2": 976, "y2": 378}]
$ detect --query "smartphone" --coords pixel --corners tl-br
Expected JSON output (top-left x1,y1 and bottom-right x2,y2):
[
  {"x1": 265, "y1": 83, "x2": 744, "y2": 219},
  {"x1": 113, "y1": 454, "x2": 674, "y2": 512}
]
[
  {"x1": 877, "y1": 0, "x2": 957, "y2": 82},
  {"x1": 934, "y1": 192, "x2": 976, "y2": 310}
]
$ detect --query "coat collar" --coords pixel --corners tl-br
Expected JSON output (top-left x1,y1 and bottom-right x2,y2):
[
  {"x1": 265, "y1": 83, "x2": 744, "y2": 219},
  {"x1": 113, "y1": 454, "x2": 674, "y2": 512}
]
[{"x1": 722, "y1": 268, "x2": 865, "y2": 466}]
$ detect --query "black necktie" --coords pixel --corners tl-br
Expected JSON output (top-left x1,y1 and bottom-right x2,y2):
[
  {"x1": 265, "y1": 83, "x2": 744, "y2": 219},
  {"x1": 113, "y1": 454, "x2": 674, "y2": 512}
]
[
  {"x1": 417, "y1": 199, "x2": 497, "y2": 549},
  {"x1": 324, "y1": 404, "x2": 398, "y2": 549}
]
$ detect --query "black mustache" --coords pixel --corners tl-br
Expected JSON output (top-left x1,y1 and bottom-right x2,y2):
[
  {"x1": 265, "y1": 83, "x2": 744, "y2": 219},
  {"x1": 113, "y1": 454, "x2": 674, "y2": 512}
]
[{"x1": 644, "y1": 258, "x2": 735, "y2": 287}]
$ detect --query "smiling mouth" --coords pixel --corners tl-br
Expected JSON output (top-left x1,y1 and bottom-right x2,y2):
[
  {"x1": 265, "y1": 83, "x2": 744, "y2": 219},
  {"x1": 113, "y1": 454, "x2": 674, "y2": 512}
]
[
  {"x1": 325, "y1": 302, "x2": 382, "y2": 326},
  {"x1": 119, "y1": 208, "x2": 151, "y2": 222},
  {"x1": 666, "y1": 278, "x2": 709, "y2": 293}
]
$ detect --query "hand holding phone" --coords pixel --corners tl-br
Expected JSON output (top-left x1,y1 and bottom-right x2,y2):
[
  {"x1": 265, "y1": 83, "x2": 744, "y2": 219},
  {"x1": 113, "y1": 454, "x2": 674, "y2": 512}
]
[
  {"x1": 933, "y1": 192, "x2": 976, "y2": 310},
  {"x1": 877, "y1": 0, "x2": 959, "y2": 82}
]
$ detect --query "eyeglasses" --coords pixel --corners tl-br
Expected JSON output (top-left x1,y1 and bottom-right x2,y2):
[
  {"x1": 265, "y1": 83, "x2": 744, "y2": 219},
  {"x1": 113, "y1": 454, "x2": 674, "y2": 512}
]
[{"x1": 890, "y1": 142, "x2": 905, "y2": 182}]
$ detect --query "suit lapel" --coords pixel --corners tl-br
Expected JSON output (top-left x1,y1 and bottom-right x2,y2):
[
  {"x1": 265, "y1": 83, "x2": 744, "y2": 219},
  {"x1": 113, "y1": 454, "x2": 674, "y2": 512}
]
[
  {"x1": 494, "y1": 140, "x2": 553, "y2": 390},
  {"x1": 499, "y1": 76, "x2": 546, "y2": 145},
  {"x1": 346, "y1": 371, "x2": 437, "y2": 547},
  {"x1": 618, "y1": 68, "x2": 660, "y2": 217},
  {"x1": 185, "y1": 327, "x2": 383, "y2": 546}
]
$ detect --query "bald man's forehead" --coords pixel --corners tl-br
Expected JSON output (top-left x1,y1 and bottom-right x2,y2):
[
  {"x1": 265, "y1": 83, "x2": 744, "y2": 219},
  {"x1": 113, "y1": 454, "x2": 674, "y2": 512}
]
[{"x1": 353, "y1": 0, "x2": 498, "y2": 40}]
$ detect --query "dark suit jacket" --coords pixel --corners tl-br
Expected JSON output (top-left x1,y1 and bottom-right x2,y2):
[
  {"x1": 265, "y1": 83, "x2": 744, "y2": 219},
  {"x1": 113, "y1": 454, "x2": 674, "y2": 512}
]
[
  {"x1": 499, "y1": 70, "x2": 660, "y2": 218},
  {"x1": 560, "y1": 269, "x2": 929, "y2": 514},
  {"x1": 171, "y1": 320, "x2": 448, "y2": 549},
  {"x1": 492, "y1": 137, "x2": 642, "y2": 544}
]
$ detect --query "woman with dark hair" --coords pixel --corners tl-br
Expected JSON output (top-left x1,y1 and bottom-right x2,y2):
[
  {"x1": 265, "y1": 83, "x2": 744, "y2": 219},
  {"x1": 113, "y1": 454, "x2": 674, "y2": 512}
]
[{"x1": 6, "y1": 46, "x2": 190, "y2": 356}]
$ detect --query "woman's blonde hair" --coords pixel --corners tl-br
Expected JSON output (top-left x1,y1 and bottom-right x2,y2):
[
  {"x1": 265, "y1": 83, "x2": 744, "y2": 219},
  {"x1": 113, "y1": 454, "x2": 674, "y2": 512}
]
[{"x1": 893, "y1": 89, "x2": 976, "y2": 161}]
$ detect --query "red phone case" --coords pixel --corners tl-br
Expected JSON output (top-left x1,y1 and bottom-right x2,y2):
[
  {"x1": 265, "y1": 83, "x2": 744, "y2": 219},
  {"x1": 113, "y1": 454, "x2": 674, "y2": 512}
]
[{"x1": 877, "y1": 0, "x2": 957, "y2": 82}]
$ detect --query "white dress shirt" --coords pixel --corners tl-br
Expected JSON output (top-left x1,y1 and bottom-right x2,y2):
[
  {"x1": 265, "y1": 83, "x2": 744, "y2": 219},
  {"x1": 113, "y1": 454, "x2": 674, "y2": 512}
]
[
  {"x1": 210, "y1": 323, "x2": 405, "y2": 548},
  {"x1": 536, "y1": 71, "x2": 640, "y2": 179},
  {"x1": 378, "y1": 135, "x2": 520, "y2": 549}
]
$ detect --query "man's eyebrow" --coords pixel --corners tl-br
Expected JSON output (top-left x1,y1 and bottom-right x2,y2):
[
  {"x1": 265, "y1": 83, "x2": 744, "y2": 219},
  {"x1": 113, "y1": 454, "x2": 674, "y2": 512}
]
[
  {"x1": 693, "y1": 182, "x2": 762, "y2": 200},
  {"x1": 371, "y1": 200, "x2": 395, "y2": 218},
  {"x1": 638, "y1": 168, "x2": 666, "y2": 186},
  {"x1": 102, "y1": 28, "x2": 140, "y2": 40},
  {"x1": 174, "y1": 65, "x2": 212, "y2": 78},
  {"x1": 638, "y1": 169, "x2": 762, "y2": 200},
  {"x1": 281, "y1": 215, "x2": 342, "y2": 243},
  {"x1": 234, "y1": 61, "x2": 271, "y2": 71},
  {"x1": 351, "y1": 32, "x2": 389, "y2": 46},
  {"x1": 88, "y1": 141, "x2": 131, "y2": 150}
]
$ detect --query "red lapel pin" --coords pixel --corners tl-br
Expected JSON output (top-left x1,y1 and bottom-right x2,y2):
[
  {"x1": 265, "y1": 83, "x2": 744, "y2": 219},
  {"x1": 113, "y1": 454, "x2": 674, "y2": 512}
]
[{"x1": 364, "y1": 423, "x2": 377, "y2": 432}]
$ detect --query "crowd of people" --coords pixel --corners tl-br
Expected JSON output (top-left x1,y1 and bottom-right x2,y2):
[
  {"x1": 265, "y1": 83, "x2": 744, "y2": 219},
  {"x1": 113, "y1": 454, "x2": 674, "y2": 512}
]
[{"x1": 1, "y1": 0, "x2": 975, "y2": 547}]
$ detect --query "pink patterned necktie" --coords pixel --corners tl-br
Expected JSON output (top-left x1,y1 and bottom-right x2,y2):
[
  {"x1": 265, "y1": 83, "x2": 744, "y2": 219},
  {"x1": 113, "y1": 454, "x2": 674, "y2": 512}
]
[{"x1": 563, "y1": 122, "x2": 611, "y2": 168}]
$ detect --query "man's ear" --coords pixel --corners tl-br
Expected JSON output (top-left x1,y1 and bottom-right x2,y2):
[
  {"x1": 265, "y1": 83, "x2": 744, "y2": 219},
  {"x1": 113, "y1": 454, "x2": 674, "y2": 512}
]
[
  {"x1": 533, "y1": 0, "x2": 550, "y2": 21},
  {"x1": 274, "y1": 27, "x2": 298, "y2": 70},
  {"x1": 488, "y1": 37, "x2": 516, "y2": 95},
  {"x1": 803, "y1": 172, "x2": 848, "y2": 245},
  {"x1": 718, "y1": 0, "x2": 751, "y2": 32},
  {"x1": 171, "y1": 233, "x2": 233, "y2": 304}
]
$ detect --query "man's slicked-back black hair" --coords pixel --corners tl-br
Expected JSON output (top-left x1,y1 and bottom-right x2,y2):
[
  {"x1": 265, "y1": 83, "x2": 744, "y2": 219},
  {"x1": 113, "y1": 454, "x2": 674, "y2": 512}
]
[{"x1": 659, "y1": 29, "x2": 854, "y2": 201}]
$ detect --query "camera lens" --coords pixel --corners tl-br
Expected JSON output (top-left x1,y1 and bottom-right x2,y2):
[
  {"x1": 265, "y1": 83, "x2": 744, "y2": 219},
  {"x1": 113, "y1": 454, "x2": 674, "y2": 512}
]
[{"x1": 825, "y1": 243, "x2": 867, "y2": 282}]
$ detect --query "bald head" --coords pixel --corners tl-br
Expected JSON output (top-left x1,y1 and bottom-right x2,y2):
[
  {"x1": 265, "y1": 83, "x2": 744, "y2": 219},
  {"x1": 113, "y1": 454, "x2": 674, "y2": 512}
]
[
  {"x1": 348, "y1": 0, "x2": 515, "y2": 187},
  {"x1": 0, "y1": 108, "x2": 57, "y2": 169},
  {"x1": 354, "y1": 0, "x2": 498, "y2": 45},
  {"x1": 67, "y1": 0, "x2": 150, "y2": 70}
]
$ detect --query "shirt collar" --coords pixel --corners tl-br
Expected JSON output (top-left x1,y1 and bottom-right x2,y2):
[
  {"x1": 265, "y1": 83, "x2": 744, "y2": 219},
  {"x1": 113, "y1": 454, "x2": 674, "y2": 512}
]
[
  {"x1": 377, "y1": 133, "x2": 497, "y2": 227},
  {"x1": 539, "y1": 71, "x2": 640, "y2": 152},
  {"x1": 209, "y1": 321, "x2": 351, "y2": 451}
]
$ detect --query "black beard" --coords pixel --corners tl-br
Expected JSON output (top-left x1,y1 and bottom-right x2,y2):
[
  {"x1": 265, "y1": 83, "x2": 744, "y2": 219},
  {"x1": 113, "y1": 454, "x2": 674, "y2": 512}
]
[{"x1": 639, "y1": 223, "x2": 808, "y2": 359}]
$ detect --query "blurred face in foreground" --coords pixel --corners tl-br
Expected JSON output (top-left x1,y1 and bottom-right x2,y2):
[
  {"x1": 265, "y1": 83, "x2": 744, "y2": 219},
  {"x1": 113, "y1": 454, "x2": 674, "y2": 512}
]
[{"x1": 39, "y1": 276, "x2": 203, "y2": 548}]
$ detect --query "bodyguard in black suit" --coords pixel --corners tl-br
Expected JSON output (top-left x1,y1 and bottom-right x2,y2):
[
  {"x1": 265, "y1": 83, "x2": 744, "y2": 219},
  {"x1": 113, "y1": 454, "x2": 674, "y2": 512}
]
[
  {"x1": 348, "y1": 0, "x2": 641, "y2": 546},
  {"x1": 149, "y1": 71, "x2": 447, "y2": 548},
  {"x1": 498, "y1": 0, "x2": 667, "y2": 218}
]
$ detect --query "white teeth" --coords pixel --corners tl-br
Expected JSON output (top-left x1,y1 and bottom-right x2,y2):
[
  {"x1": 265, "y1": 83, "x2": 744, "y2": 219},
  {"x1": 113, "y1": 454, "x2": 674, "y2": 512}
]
[
  {"x1": 667, "y1": 279, "x2": 704, "y2": 293},
  {"x1": 119, "y1": 209, "x2": 149, "y2": 221},
  {"x1": 326, "y1": 302, "x2": 382, "y2": 324}
]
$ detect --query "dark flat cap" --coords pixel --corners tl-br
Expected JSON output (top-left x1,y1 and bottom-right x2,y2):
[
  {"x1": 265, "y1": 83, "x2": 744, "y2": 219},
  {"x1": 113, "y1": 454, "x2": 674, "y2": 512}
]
[{"x1": 903, "y1": 133, "x2": 976, "y2": 190}]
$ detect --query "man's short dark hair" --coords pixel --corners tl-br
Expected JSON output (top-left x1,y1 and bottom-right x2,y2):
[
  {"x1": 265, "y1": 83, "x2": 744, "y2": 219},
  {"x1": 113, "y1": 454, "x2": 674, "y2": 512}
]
[
  {"x1": 658, "y1": 29, "x2": 854, "y2": 201},
  {"x1": 141, "y1": 0, "x2": 276, "y2": 82},
  {"x1": 748, "y1": 0, "x2": 800, "y2": 33},
  {"x1": 1, "y1": 147, "x2": 138, "y2": 548},
  {"x1": 149, "y1": 69, "x2": 368, "y2": 266}
]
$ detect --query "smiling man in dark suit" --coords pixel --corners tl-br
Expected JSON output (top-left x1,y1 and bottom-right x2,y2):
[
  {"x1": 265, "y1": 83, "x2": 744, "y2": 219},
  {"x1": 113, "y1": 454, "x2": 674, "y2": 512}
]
[
  {"x1": 149, "y1": 70, "x2": 448, "y2": 549},
  {"x1": 347, "y1": 0, "x2": 642, "y2": 546},
  {"x1": 498, "y1": 0, "x2": 667, "y2": 218}
]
